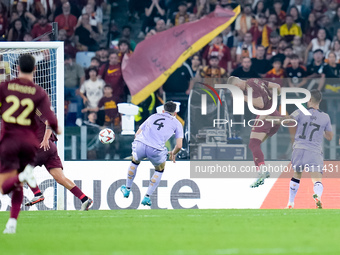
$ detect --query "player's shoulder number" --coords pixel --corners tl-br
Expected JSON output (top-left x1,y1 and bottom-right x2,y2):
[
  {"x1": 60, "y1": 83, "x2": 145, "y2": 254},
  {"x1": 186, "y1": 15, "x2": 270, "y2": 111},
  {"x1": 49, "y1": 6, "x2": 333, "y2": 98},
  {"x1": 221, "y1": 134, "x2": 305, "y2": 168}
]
[
  {"x1": 2, "y1": 95, "x2": 34, "y2": 126},
  {"x1": 153, "y1": 118, "x2": 165, "y2": 130}
]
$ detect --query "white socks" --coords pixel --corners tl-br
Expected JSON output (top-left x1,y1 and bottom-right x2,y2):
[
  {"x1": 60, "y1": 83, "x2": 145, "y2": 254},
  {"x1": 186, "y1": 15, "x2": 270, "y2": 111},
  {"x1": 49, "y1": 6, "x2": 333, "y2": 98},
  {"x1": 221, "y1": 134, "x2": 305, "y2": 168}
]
[
  {"x1": 313, "y1": 182, "x2": 323, "y2": 198},
  {"x1": 289, "y1": 178, "x2": 300, "y2": 203},
  {"x1": 146, "y1": 170, "x2": 163, "y2": 196},
  {"x1": 126, "y1": 162, "x2": 139, "y2": 189}
]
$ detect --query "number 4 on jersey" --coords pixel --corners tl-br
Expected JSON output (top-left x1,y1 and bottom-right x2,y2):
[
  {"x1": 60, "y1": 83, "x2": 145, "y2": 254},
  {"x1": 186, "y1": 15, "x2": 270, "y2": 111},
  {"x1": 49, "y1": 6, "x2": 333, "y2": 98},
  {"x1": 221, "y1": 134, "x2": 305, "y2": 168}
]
[{"x1": 153, "y1": 118, "x2": 165, "y2": 130}]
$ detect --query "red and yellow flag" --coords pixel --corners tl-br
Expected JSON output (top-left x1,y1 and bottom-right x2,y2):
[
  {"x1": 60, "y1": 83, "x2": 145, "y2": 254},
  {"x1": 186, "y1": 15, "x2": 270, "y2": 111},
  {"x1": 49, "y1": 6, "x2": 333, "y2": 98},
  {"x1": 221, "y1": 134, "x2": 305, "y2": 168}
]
[{"x1": 122, "y1": 6, "x2": 240, "y2": 105}]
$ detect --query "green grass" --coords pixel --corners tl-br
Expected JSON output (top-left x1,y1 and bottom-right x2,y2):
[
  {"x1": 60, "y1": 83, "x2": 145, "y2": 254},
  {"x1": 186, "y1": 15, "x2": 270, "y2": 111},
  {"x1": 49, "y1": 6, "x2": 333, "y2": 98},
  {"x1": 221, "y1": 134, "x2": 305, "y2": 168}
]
[{"x1": 1, "y1": 209, "x2": 340, "y2": 255}]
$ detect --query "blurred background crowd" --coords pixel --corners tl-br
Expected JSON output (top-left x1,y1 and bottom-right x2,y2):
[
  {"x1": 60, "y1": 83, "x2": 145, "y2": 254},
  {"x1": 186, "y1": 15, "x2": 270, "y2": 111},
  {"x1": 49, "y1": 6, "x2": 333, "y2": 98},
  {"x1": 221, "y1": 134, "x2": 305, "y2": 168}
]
[{"x1": 0, "y1": 0, "x2": 340, "y2": 159}]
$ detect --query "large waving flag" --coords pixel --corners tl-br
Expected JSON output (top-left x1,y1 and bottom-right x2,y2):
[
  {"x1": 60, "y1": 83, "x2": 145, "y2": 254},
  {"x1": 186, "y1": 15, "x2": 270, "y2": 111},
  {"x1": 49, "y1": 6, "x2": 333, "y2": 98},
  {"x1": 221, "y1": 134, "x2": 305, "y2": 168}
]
[{"x1": 122, "y1": 6, "x2": 240, "y2": 105}]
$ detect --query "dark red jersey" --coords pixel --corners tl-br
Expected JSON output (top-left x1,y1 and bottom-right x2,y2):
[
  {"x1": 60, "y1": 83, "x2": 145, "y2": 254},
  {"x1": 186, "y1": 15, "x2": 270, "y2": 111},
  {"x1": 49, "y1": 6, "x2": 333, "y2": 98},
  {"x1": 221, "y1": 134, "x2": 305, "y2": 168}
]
[
  {"x1": 34, "y1": 113, "x2": 57, "y2": 143},
  {"x1": 0, "y1": 78, "x2": 58, "y2": 140},
  {"x1": 245, "y1": 78, "x2": 275, "y2": 111}
]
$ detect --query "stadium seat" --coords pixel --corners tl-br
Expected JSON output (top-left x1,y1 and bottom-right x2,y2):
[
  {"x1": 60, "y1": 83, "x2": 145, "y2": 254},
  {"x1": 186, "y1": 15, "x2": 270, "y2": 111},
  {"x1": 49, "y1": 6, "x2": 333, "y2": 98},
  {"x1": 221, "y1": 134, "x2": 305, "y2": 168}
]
[{"x1": 75, "y1": 52, "x2": 96, "y2": 68}]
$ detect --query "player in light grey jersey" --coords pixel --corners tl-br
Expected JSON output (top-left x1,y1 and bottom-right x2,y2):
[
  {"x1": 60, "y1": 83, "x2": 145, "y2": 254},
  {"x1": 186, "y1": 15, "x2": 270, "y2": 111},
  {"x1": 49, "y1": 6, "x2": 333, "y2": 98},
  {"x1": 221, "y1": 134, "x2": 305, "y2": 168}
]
[
  {"x1": 267, "y1": 90, "x2": 333, "y2": 209},
  {"x1": 120, "y1": 101, "x2": 183, "y2": 206}
]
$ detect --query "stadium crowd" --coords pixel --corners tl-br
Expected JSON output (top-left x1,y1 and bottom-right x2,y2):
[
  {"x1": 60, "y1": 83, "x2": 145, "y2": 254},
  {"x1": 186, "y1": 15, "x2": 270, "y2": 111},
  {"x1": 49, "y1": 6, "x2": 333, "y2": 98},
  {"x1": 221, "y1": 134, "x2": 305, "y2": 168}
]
[{"x1": 0, "y1": 0, "x2": 340, "y2": 159}]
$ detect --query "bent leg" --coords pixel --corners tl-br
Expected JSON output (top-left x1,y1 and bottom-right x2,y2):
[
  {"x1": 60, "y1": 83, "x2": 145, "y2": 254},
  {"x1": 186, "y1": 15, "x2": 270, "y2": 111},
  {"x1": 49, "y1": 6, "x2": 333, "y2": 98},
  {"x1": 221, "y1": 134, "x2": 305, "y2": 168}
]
[
  {"x1": 249, "y1": 132, "x2": 268, "y2": 167},
  {"x1": 49, "y1": 168, "x2": 89, "y2": 202}
]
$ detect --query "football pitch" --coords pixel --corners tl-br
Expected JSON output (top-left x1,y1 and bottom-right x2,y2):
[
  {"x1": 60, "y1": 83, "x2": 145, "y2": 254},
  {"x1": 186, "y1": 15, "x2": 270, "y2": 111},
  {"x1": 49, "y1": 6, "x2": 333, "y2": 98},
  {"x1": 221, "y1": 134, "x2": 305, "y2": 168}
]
[{"x1": 1, "y1": 209, "x2": 340, "y2": 255}]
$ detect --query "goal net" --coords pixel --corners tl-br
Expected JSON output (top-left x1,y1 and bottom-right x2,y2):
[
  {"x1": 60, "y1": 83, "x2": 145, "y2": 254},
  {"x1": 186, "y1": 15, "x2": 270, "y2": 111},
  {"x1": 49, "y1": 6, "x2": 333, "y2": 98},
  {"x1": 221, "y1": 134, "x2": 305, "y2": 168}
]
[{"x1": 0, "y1": 42, "x2": 64, "y2": 211}]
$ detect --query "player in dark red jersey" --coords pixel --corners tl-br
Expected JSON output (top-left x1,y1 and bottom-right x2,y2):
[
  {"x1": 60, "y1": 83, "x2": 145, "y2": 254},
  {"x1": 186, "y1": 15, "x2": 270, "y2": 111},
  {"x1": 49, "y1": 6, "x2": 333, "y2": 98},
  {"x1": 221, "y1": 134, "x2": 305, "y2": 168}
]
[
  {"x1": 227, "y1": 76, "x2": 281, "y2": 188},
  {"x1": 25, "y1": 113, "x2": 93, "y2": 210},
  {"x1": 0, "y1": 54, "x2": 60, "y2": 234}
]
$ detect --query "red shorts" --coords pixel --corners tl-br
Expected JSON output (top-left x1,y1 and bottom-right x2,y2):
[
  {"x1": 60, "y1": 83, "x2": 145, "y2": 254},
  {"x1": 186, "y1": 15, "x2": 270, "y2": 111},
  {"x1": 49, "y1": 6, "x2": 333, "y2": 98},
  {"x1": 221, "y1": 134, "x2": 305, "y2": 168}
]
[
  {"x1": 251, "y1": 110, "x2": 281, "y2": 137},
  {"x1": 0, "y1": 133, "x2": 39, "y2": 174},
  {"x1": 35, "y1": 140, "x2": 63, "y2": 171}
]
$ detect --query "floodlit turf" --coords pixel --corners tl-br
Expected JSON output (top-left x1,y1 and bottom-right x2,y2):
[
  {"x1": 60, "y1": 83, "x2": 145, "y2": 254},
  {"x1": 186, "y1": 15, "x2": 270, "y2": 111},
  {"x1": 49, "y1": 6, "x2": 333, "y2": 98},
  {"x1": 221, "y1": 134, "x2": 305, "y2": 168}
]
[{"x1": 1, "y1": 209, "x2": 340, "y2": 255}]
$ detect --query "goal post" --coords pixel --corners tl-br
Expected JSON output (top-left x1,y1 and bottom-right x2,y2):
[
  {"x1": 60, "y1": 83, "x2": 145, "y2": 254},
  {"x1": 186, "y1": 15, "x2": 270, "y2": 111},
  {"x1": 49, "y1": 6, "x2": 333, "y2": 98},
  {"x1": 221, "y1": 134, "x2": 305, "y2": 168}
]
[{"x1": 0, "y1": 42, "x2": 64, "y2": 210}]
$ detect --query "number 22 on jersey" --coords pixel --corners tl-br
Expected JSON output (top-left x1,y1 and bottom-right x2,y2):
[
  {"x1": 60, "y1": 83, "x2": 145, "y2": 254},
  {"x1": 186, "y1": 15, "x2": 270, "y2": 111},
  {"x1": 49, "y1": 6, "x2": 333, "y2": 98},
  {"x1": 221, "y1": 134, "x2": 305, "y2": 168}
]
[{"x1": 2, "y1": 95, "x2": 34, "y2": 126}]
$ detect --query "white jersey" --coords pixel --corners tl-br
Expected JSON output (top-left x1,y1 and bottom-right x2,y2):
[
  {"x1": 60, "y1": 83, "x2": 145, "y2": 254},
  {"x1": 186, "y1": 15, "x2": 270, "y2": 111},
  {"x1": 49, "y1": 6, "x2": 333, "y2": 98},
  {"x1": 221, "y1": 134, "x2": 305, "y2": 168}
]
[{"x1": 135, "y1": 112, "x2": 183, "y2": 150}]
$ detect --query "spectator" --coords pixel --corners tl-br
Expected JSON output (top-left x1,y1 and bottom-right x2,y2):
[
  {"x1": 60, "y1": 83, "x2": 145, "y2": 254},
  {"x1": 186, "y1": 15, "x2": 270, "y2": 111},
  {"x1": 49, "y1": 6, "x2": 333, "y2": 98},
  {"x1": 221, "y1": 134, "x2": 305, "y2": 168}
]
[
  {"x1": 273, "y1": 0, "x2": 286, "y2": 24},
  {"x1": 7, "y1": 19, "x2": 26, "y2": 41},
  {"x1": 23, "y1": 33, "x2": 33, "y2": 41},
  {"x1": 110, "y1": 25, "x2": 136, "y2": 51},
  {"x1": 96, "y1": 47, "x2": 109, "y2": 65},
  {"x1": 291, "y1": 0, "x2": 310, "y2": 19},
  {"x1": 117, "y1": 39, "x2": 132, "y2": 63},
  {"x1": 304, "y1": 28, "x2": 331, "y2": 64},
  {"x1": 200, "y1": 55, "x2": 227, "y2": 78},
  {"x1": 31, "y1": 15, "x2": 52, "y2": 40},
  {"x1": 285, "y1": 54, "x2": 307, "y2": 88},
  {"x1": 58, "y1": 29, "x2": 77, "y2": 59},
  {"x1": 202, "y1": 34, "x2": 232, "y2": 74},
  {"x1": 236, "y1": 32, "x2": 256, "y2": 64},
  {"x1": 97, "y1": 85, "x2": 121, "y2": 129},
  {"x1": 78, "y1": 3, "x2": 103, "y2": 34},
  {"x1": 14, "y1": 1, "x2": 36, "y2": 31},
  {"x1": 190, "y1": 54, "x2": 202, "y2": 77},
  {"x1": 288, "y1": 5, "x2": 305, "y2": 32},
  {"x1": 304, "y1": 12, "x2": 319, "y2": 44},
  {"x1": 251, "y1": 45, "x2": 272, "y2": 77},
  {"x1": 324, "y1": 0, "x2": 337, "y2": 22},
  {"x1": 195, "y1": 0, "x2": 210, "y2": 18},
  {"x1": 85, "y1": 58, "x2": 101, "y2": 79},
  {"x1": 64, "y1": 54, "x2": 85, "y2": 126},
  {"x1": 172, "y1": 1, "x2": 189, "y2": 26},
  {"x1": 53, "y1": 0, "x2": 81, "y2": 20},
  {"x1": 322, "y1": 51, "x2": 340, "y2": 92},
  {"x1": 266, "y1": 31, "x2": 281, "y2": 60},
  {"x1": 230, "y1": 57, "x2": 260, "y2": 78},
  {"x1": 82, "y1": 111, "x2": 104, "y2": 159},
  {"x1": 82, "y1": 0, "x2": 103, "y2": 23},
  {"x1": 0, "y1": 4, "x2": 8, "y2": 40},
  {"x1": 331, "y1": 5, "x2": 340, "y2": 38},
  {"x1": 279, "y1": 15, "x2": 302, "y2": 43},
  {"x1": 267, "y1": 13, "x2": 279, "y2": 32},
  {"x1": 75, "y1": 13, "x2": 100, "y2": 51},
  {"x1": 292, "y1": 35, "x2": 307, "y2": 63},
  {"x1": 140, "y1": 0, "x2": 166, "y2": 37},
  {"x1": 80, "y1": 66, "x2": 105, "y2": 113},
  {"x1": 98, "y1": 52, "x2": 126, "y2": 101},
  {"x1": 38, "y1": 0, "x2": 54, "y2": 21},
  {"x1": 234, "y1": 4, "x2": 255, "y2": 37},
  {"x1": 253, "y1": 0, "x2": 265, "y2": 18},
  {"x1": 222, "y1": 26, "x2": 239, "y2": 49},
  {"x1": 311, "y1": 0, "x2": 326, "y2": 18},
  {"x1": 264, "y1": 58, "x2": 285, "y2": 86},
  {"x1": 325, "y1": 40, "x2": 340, "y2": 63},
  {"x1": 249, "y1": 13, "x2": 271, "y2": 46},
  {"x1": 54, "y1": 2, "x2": 78, "y2": 38},
  {"x1": 307, "y1": 49, "x2": 325, "y2": 77},
  {"x1": 150, "y1": 19, "x2": 166, "y2": 34}
]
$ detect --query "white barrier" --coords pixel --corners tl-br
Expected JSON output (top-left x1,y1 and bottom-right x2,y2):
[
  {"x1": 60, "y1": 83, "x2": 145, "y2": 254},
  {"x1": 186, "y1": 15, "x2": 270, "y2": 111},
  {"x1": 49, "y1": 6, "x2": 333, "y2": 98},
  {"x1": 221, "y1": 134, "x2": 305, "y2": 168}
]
[{"x1": 0, "y1": 161, "x2": 282, "y2": 211}]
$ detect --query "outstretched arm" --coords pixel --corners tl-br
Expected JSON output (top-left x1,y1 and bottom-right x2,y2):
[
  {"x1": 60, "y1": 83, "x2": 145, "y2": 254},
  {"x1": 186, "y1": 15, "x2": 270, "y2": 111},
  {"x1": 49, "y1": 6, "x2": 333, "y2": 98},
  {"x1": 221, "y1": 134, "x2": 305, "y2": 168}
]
[
  {"x1": 169, "y1": 138, "x2": 183, "y2": 163},
  {"x1": 268, "y1": 81, "x2": 281, "y2": 95},
  {"x1": 40, "y1": 121, "x2": 53, "y2": 151}
]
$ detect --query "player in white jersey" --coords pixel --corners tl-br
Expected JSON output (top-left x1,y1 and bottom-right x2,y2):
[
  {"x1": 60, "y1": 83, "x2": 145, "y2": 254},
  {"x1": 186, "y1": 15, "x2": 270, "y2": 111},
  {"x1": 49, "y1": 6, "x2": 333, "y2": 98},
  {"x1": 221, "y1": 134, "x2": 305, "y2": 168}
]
[
  {"x1": 266, "y1": 90, "x2": 333, "y2": 209},
  {"x1": 120, "y1": 101, "x2": 183, "y2": 206}
]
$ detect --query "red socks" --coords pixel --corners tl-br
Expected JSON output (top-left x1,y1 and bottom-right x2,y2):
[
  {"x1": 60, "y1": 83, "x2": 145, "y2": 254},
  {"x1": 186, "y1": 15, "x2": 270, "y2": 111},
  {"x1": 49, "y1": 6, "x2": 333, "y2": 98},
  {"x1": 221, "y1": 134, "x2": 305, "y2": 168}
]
[
  {"x1": 29, "y1": 185, "x2": 42, "y2": 196},
  {"x1": 10, "y1": 185, "x2": 23, "y2": 219},
  {"x1": 70, "y1": 186, "x2": 88, "y2": 203},
  {"x1": 249, "y1": 138, "x2": 265, "y2": 167}
]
